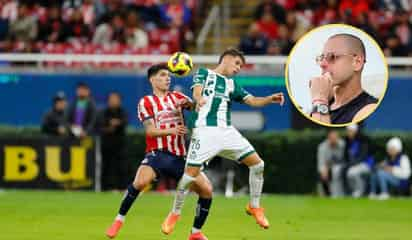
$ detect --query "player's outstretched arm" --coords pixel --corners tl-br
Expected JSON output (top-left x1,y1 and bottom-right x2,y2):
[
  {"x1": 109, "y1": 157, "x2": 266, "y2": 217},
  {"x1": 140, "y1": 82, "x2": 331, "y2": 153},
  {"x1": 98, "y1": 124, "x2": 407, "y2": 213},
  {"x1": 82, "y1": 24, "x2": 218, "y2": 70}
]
[
  {"x1": 244, "y1": 92, "x2": 285, "y2": 107},
  {"x1": 192, "y1": 85, "x2": 207, "y2": 111},
  {"x1": 143, "y1": 119, "x2": 187, "y2": 137}
]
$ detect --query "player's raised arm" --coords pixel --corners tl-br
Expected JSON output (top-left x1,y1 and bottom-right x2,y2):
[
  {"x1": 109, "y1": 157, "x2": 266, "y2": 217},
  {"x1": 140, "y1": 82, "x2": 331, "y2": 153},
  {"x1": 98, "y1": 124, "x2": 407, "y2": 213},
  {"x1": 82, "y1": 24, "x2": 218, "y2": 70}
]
[
  {"x1": 191, "y1": 68, "x2": 208, "y2": 111},
  {"x1": 244, "y1": 93, "x2": 285, "y2": 107},
  {"x1": 143, "y1": 118, "x2": 187, "y2": 137}
]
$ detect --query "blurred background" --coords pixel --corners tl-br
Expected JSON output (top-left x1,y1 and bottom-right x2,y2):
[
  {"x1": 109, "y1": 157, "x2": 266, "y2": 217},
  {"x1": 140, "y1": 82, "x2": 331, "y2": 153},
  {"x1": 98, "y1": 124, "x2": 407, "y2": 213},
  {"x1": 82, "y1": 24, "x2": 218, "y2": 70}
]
[{"x1": 0, "y1": 0, "x2": 411, "y2": 199}]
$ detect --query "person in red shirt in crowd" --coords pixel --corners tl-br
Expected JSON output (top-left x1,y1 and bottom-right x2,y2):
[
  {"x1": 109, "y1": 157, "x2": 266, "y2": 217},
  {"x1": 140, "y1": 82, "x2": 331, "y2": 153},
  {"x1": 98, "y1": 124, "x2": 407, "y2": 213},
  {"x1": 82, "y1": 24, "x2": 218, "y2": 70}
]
[
  {"x1": 256, "y1": 11, "x2": 279, "y2": 40},
  {"x1": 339, "y1": 0, "x2": 369, "y2": 19}
]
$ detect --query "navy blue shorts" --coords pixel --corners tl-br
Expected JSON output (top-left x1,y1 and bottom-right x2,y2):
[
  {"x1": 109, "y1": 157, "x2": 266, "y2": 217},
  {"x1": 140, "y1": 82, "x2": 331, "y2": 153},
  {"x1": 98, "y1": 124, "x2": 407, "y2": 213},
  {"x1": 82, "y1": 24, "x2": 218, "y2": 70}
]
[{"x1": 140, "y1": 150, "x2": 185, "y2": 181}]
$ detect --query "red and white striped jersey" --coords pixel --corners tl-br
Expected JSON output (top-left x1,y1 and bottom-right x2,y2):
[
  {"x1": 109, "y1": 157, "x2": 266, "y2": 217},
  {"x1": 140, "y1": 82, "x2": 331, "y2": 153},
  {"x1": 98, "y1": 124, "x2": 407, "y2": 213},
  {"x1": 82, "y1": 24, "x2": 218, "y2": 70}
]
[{"x1": 137, "y1": 91, "x2": 191, "y2": 156}]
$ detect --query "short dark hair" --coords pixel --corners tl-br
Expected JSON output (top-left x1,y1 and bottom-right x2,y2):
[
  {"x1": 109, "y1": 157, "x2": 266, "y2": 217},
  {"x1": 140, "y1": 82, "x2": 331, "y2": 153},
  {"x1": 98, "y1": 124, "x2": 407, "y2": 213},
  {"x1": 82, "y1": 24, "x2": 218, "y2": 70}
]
[
  {"x1": 76, "y1": 82, "x2": 89, "y2": 89},
  {"x1": 147, "y1": 63, "x2": 169, "y2": 79},
  {"x1": 218, "y1": 48, "x2": 245, "y2": 64}
]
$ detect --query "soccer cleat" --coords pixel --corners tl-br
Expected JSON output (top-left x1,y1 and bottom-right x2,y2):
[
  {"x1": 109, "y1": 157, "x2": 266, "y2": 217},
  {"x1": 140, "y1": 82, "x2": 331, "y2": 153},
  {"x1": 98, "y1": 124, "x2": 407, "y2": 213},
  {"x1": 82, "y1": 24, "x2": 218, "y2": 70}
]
[
  {"x1": 161, "y1": 212, "x2": 180, "y2": 235},
  {"x1": 246, "y1": 204, "x2": 270, "y2": 229},
  {"x1": 105, "y1": 219, "x2": 123, "y2": 238},
  {"x1": 188, "y1": 231, "x2": 208, "y2": 240}
]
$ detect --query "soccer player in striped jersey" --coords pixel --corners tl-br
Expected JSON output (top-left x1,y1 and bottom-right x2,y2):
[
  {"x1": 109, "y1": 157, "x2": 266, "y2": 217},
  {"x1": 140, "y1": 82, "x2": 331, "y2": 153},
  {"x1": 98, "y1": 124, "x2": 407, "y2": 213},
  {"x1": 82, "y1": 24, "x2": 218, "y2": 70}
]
[
  {"x1": 106, "y1": 64, "x2": 213, "y2": 239},
  {"x1": 162, "y1": 48, "x2": 284, "y2": 235}
]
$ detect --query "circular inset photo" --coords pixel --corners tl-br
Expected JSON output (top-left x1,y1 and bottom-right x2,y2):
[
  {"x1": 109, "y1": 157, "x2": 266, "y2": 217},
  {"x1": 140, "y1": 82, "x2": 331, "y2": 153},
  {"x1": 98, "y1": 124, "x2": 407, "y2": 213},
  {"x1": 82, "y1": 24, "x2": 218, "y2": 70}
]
[{"x1": 286, "y1": 24, "x2": 388, "y2": 127}]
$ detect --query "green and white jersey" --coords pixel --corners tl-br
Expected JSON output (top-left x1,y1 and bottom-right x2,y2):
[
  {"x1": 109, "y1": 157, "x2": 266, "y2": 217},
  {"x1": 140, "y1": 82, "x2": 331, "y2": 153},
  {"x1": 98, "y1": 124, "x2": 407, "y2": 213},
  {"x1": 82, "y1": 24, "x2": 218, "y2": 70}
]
[{"x1": 191, "y1": 67, "x2": 252, "y2": 128}]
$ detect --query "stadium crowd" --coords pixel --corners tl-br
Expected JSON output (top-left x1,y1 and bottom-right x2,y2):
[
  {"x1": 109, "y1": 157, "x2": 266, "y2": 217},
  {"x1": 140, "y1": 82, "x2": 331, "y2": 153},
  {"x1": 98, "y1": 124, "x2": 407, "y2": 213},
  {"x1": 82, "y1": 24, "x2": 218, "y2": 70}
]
[
  {"x1": 240, "y1": 0, "x2": 412, "y2": 57},
  {"x1": 0, "y1": 0, "x2": 197, "y2": 55},
  {"x1": 0, "y1": 1, "x2": 410, "y2": 58}
]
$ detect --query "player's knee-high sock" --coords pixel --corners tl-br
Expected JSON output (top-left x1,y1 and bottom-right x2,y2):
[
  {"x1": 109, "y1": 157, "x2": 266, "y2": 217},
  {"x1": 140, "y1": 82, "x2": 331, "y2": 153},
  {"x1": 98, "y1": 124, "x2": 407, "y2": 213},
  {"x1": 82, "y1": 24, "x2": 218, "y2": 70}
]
[
  {"x1": 117, "y1": 184, "x2": 140, "y2": 221},
  {"x1": 249, "y1": 161, "x2": 264, "y2": 208},
  {"x1": 172, "y1": 173, "x2": 195, "y2": 214},
  {"x1": 192, "y1": 197, "x2": 212, "y2": 233}
]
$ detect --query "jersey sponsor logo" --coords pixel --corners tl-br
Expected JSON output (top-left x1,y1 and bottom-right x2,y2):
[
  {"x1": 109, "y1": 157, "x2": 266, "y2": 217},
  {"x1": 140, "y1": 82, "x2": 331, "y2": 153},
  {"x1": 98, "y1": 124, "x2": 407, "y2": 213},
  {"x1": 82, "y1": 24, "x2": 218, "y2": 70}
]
[
  {"x1": 156, "y1": 109, "x2": 182, "y2": 125},
  {"x1": 214, "y1": 92, "x2": 230, "y2": 100}
]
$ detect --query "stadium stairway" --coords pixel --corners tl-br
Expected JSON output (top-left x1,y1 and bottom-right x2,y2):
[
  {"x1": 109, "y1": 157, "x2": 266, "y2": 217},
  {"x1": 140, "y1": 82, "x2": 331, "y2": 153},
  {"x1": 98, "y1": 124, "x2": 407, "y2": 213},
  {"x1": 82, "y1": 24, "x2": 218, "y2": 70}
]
[{"x1": 191, "y1": 0, "x2": 258, "y2": 54}]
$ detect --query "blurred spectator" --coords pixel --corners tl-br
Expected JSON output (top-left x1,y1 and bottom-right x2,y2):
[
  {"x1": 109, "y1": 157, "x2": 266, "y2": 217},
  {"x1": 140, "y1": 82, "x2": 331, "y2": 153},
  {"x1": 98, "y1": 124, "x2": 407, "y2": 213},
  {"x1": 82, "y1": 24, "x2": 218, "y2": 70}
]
[
  {"x1": 78, "y1": 0, "x2": 96, "y2": 27},
  {"x1": 369, "y1": 137, "x2": 411, "y2": 200},
  {"x1": 8, "y1": 3, "x2": 37, "y2": 42},
  {"x1": 63, "y1": 7, "x2": 90, "y2": 43},
  {"x1": 124, "y1": 11, "x2": 148, "y2": 49},
  {"x1": 267, "y1": 24, "x2": 293, "y2": 55},
  {"x1": 125, "y1": 0, "x2": 162, "y2": 26},
  {"x1": 339, "y1": 0, "x2": 370, "y2": 19},
  {"x1": 159, "y1": 0, "x2": 191, "y2": 28},
  {"x1": 98, "y1": 92, "x2": 128, "y2": 191},
  {"x1": 41, "y1": 91, "x2": 68, "y2": 136},
  {"x1": 313, "y1": 0, "x2": 338, "y2": 26},
  {"x1": 377, "y1": 0, "x2": 411, "y2": 11},
  {"x1": 317, "y1": 130, "x2": 346, "y2": 197},
  {"x1": 383, "y1": 34, "x2": 409, "y2": 57},
  {"x1": 391, "y1": 11, "x2": 412, "y2": 50},
  {"x1": 354, "y1": 12, "x2": 380, "y2": 43},
  {"x1": 285, "y1": 11, "x2": 311, "y2": 42},
  {"x1": 239, "y1": 23, "x2": 269, "y2": 55},
  {"x1": 1, "y1": 0, "x2": 18, "y2": 21},
  {"x1": 344, "y1": 124, "x2": 375, "y2": 198},
  {"x1": 92, "y1": 13, "x2": 125, "y2": 46},
  {"x1": 254, "y1": 0, "x2": 286, "y2": 24},
  {"x1": 256, "y1": 11, "x2": 279, "y2": 40},
  {"x1": 37, "y1": 5, "x2": 65, "y2": 43},
  {"x1": 67, "y1": 82, "x2": 97, "y2": 138}
]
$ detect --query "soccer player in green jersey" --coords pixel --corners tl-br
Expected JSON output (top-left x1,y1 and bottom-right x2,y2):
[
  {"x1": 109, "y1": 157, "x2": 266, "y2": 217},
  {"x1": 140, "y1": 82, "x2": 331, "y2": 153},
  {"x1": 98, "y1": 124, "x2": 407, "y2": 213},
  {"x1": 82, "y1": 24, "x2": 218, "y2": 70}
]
[{"x1": 161, "y1": 48, "x2": 284, "y2": 239}]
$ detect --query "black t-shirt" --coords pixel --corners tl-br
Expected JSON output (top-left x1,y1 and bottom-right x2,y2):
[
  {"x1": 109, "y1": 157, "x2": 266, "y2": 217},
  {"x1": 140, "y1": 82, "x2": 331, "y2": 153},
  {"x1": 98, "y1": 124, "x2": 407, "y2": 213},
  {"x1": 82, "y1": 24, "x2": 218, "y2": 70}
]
[{"x1": 330, "y1": 91, "x2": 378, "y2": 124}]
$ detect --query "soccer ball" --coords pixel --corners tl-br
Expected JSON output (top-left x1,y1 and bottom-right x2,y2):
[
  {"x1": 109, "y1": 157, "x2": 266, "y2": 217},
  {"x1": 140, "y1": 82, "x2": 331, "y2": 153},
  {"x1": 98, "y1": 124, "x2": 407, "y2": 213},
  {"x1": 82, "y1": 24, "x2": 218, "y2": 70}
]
[{"x1": 167, "y1": 52, "x2": 193, "y2": 77}]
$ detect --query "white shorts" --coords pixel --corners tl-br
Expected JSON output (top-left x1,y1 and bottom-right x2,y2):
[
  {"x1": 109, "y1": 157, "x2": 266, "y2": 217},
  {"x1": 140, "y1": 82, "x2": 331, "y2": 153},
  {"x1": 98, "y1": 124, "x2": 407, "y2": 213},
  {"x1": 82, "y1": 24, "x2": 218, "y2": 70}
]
[{"x1": 186, "y1": 126, "x2": 255, "y2": 166}]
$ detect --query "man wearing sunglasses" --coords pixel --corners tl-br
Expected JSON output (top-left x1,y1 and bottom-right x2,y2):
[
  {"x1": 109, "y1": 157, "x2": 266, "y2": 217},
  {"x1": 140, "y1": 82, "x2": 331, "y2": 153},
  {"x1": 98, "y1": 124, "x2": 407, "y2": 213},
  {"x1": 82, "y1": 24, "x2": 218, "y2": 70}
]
[{"x1": 309, "y1": 33, "x2": 378, "y2": 125}]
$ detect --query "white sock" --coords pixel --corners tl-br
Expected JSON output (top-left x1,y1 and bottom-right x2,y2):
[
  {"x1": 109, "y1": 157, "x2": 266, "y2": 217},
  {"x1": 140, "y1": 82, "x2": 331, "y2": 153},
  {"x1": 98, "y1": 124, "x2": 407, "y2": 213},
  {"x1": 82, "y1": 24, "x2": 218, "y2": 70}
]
[
  {"x1": 172, "y1": 174, "x2": 195, "y2": 214},
  {"x1": 191, "y1": 227, "x2": 201, "y2": 234},
  {"x1": 249, "y1": 161, "x2": 264, "y2": 208},
  {"x1": 115, "y1": 214, "x2": 125, "y2": 222}
]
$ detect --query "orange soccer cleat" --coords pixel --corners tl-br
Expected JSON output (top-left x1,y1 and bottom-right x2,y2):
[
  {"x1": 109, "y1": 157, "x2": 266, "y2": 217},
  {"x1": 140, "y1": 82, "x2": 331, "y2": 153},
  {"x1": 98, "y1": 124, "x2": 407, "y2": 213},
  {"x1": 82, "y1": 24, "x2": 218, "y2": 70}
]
[
  {"x1": 246, "y1": 204, "x2": 270, "y2": 229},
  {"x1": 105, "y1": 219, "x2": 123, "y2": 238},
  {"x1": 161, "y1": 212, "x2": 180, "y2": 235},
  {"x1": 188, "y1": 231, "x2": 208, "y2": 240}
]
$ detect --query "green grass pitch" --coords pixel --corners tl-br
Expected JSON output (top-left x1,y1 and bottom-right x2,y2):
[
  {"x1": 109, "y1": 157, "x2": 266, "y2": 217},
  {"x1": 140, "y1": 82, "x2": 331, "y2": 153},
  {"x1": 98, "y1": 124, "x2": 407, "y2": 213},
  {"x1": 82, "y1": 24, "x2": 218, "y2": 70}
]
[{"x1": 0, "y1": 190, "x2": 411, "y2": 240}]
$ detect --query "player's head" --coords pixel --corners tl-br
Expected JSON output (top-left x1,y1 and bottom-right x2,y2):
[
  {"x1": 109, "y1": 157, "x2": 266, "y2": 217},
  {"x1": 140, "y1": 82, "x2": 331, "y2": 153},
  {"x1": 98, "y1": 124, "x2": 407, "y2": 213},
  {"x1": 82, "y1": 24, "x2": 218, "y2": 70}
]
[
  {"x1": 107, "y1": 92, "x2": 122, "y2": 108},
  {"x1": 147, "y1": 63, "x2": 171, "y2": 92},
  {"x1": 53, "y1": 91, "x2": 66, "y2": 111},
  {"x1": 218, "y1": 48, "x2": 245, "y2": 77},
  {"x1": 76, "y1": 82, "x2": 90, "y2": 99},
  {"x1": 317, "y1": 33, "x2": 366, "y2": 86},
  {"x1": 327, "y1": 130, "x2": 339, "y2": 146},
  {"x1": 386, "y1": 137, "x2": 402, "y2": 159}
]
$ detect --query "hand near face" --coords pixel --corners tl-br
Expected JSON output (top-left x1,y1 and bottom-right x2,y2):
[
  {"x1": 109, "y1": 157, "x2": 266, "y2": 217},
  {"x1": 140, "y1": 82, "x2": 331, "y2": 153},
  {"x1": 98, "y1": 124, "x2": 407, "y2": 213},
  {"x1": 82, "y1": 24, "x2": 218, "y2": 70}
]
[{"x1": 310, "y1": 72, "x2": 333, "y2": 103}]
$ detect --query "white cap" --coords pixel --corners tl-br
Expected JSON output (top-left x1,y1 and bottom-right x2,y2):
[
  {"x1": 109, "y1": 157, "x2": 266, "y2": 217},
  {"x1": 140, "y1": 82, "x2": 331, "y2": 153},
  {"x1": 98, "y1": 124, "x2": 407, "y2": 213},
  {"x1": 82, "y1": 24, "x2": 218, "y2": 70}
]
[
  {"x1": 346, "y1": 124, "x2": 358, "y2": 132},
  {"x1": 387, "y1": 137, "x2": 402, "y2": 153}
]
